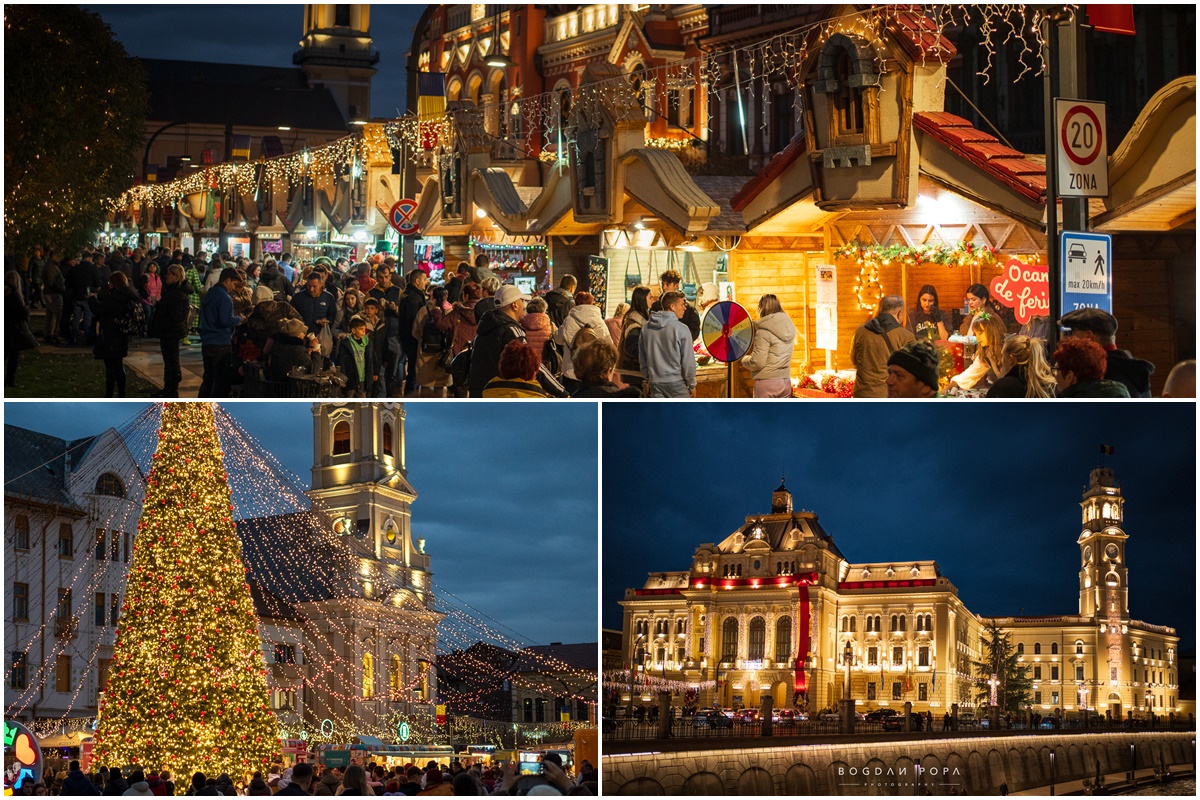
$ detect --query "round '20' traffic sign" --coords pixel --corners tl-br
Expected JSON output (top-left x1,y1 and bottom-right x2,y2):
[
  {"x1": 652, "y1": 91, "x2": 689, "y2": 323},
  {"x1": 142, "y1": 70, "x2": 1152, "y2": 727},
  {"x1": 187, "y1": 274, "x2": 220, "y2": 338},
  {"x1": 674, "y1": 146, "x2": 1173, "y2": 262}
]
[
  {"x1": 389, "y1": 199, "x2": 420, "y2": 236},
  {"x1": 1060, "y1": 105, "x2": 1104, "y2": 167}
]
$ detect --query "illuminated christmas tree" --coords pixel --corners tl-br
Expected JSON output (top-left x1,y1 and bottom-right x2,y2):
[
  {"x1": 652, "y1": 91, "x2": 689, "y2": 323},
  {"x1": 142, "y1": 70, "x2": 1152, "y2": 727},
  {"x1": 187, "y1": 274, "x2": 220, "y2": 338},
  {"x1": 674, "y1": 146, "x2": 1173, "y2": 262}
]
[{"x1": 93, "y1": 403, "x2": 278, "y2": 779}]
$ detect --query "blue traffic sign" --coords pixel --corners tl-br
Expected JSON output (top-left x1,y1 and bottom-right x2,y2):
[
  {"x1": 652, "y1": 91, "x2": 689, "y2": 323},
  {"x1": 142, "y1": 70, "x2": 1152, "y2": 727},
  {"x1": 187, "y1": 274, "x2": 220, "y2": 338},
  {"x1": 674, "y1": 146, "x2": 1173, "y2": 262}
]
[{"x1": 1060, "y1": 231, "x2": 1112, "y2": 315}]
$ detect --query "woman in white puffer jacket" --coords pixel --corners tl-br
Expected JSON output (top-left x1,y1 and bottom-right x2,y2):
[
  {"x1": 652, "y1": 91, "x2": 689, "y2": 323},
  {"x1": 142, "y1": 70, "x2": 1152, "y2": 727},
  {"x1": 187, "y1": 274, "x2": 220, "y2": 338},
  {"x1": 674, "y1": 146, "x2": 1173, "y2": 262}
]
[
  {"x1": 552, "y1": 291, "x2": 614, "y2": 389},
  {"x1": 742, "y1": 293, "x2": 796, "y2": 398}
]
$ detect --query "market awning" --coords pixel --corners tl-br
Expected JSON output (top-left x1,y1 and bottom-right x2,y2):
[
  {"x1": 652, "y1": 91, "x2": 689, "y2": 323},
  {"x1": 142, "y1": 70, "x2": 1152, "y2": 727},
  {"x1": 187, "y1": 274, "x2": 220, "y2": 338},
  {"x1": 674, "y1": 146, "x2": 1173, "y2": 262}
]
[
  {"x1": 1092, "y1": 75, "x2": 1195, "y2": 233},
  {"x1": 355, "y1": 735, "x2": 386, "y2": 747},
  {"x1": 37, "y1": 732, "x2": 90, "y2": 748},
  {"x1": 620, "y1": 148, "x2": 719, "y2": 234}
]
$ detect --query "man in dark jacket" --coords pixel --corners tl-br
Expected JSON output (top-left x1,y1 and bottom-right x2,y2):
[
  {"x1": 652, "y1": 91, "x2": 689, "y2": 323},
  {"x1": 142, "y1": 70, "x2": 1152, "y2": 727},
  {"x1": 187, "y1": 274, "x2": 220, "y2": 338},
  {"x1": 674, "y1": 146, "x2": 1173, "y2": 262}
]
[
  {"x1": 469, "y1": 284, "x2": 529, "y2": 397},
  {"x1": 369, "y1": 266, "x2": 403, "y2": 394},
  {"x1": 198, "y1": 267, "x2": 244, "y2": 398},
  {"x1": 396, "y1": 268, "x2": 429, "y2": 396},
  {"x1": 65, "y1": 252, "x2": 100, "y2": 344},
  {"x1": 275, "y1": 762, "x2": 314, "y2": 796},
  {"x1": 61, "y1": 760, "x2": 100, "y2": 795},
  {"x1": 1058, "y1": 308, "x2": 1154, "y2": 397},
  {"x1": 544, "y1": 275, "x2": 576, "y2": 327},
  {"x1": 103, "y1": 766, "x2": 129, "y2": 796},
  {"x1": 290, "y1": 274, "x2": 337, "y2": 335}
]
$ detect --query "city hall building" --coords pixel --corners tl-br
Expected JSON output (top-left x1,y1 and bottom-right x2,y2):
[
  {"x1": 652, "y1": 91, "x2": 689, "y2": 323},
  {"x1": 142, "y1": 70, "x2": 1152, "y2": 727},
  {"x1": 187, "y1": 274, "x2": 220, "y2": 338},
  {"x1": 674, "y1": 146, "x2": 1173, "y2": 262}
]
[{"x1": 618, "y1": 468, "x2": 1185, "y2": 721}]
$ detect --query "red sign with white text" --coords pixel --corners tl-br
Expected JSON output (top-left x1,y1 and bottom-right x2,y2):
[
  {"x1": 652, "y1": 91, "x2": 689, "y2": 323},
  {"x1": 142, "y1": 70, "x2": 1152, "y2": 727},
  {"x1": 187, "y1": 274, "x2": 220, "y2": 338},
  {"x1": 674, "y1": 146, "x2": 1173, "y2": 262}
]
[{"x1": 989, "y1": 258, "x2": 1049, "y2": 325}]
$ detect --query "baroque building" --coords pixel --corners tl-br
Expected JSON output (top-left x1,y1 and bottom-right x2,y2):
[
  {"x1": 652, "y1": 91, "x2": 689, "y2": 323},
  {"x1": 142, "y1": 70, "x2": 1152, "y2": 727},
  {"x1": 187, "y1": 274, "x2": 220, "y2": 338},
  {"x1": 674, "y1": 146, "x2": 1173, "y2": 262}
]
[{"x1": 618, "y1": 466, "x2": 1184, "y2": 720}]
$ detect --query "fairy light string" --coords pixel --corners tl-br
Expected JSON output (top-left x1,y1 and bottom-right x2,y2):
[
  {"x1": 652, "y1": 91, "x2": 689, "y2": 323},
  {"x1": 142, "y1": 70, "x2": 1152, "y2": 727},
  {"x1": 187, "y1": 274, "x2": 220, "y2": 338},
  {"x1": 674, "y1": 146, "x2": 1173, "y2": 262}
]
[{"x1": 105, "y1": 5, "x2": 1068, "y2": 224}]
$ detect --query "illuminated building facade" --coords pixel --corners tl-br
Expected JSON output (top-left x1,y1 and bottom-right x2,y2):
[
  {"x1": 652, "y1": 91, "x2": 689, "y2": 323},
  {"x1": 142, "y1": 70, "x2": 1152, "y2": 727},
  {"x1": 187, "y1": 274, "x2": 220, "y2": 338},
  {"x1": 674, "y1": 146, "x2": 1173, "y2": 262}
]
[{"x1": 619, "y1": 468, "x2": 1185, "y2": 719}]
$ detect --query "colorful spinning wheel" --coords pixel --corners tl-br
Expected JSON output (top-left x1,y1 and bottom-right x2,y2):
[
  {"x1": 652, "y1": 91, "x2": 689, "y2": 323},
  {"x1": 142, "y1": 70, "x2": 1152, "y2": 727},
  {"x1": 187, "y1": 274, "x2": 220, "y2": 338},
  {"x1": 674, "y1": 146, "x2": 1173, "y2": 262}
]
[{"x1": 701, "y1": 301, "x2": 754, "y2": 362}]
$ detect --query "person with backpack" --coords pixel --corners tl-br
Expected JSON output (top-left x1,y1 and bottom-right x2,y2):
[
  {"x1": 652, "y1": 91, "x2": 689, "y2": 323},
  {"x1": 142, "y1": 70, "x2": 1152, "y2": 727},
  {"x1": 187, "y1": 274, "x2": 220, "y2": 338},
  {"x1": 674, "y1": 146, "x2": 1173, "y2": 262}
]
[
  {"x1": 335, "y1": 315, "x2": 378, "y2": 398},
  {"x1": 90, "y1": 271, "x2": 142, "y2": 397},
  {"x1": 552, "y1": 291, "x2": 613, "y2": 394},
  {"x1": 411, "y1": 286, "x2": 454, "y2": 397}
]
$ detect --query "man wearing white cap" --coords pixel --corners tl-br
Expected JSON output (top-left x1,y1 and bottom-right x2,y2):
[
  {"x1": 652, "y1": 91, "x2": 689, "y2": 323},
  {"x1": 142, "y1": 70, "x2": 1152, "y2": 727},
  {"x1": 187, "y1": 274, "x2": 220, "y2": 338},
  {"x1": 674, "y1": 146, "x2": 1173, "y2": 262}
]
[{"x1": 468, "y1": 284, "x2": 529, "y2": 397}]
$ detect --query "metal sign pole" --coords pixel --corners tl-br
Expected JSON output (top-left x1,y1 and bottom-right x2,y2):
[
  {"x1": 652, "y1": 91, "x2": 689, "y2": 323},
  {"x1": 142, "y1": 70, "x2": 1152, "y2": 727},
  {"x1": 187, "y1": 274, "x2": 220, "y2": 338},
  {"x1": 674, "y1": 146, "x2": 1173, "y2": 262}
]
[{"x1": 1043, "y1": 14, "x2": 1061, "y2": 349}]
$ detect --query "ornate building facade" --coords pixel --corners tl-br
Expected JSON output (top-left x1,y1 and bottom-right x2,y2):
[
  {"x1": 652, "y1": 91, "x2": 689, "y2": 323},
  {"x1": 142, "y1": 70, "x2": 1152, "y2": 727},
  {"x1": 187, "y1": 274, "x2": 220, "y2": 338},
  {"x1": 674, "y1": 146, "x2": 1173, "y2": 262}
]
[{"x1": 619, "y1": 467, "x2": 1184, "y2": 720}]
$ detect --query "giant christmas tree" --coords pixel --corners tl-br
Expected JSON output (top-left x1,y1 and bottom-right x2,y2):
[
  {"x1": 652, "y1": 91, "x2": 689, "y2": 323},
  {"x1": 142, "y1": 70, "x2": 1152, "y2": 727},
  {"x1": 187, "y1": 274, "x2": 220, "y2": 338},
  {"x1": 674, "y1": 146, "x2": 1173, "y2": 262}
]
[{"x1": 93, "y1": 403, "x2": 278, "y2": 779}]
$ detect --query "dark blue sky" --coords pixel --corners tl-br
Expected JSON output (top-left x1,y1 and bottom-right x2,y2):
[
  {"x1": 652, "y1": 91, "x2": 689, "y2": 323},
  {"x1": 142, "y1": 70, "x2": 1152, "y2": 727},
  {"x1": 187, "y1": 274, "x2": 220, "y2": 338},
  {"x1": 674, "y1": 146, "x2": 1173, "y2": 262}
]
[
  {"x1": 4, "y1": 401, "x2": 599, "y2": 646},
  {"x1": 602, "y1": 403, "x2": 1196, "y2": 653},
  {"x1": 85, "y1": 5, "x2": 427, "y2": 115}
]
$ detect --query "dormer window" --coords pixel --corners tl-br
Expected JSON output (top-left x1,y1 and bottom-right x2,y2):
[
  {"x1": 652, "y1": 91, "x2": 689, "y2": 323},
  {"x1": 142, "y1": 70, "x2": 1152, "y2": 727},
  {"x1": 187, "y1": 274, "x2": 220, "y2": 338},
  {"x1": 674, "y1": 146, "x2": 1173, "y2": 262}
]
[
  {"x1": 833, "y1": 49, "x2": 863, "y2": 137},
  {"x1": 812, "y1": 33, "x2": 881, "y2": 148}
]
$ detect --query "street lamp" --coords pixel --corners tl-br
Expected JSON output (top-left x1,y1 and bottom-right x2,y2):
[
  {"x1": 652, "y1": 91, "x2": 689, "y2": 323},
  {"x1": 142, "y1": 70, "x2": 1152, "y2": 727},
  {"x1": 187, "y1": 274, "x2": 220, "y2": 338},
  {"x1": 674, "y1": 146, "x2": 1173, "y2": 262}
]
[{"x1": 626, "y1": 633, "x2": 645, "y2": 724}]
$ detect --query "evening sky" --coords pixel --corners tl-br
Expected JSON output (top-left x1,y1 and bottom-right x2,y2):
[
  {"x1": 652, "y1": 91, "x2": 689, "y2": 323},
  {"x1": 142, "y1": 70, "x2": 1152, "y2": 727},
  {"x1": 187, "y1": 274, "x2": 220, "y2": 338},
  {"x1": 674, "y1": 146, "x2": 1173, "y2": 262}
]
[
  {"x1": 5, "y1": 401, "x2": 599, "y2": 648},
  {"x1": 85, "y1": 4, "x2": 427, "y2": 116},
  {"x1": 602, "y1": 403, "x2": 1196, "y2": 653}
]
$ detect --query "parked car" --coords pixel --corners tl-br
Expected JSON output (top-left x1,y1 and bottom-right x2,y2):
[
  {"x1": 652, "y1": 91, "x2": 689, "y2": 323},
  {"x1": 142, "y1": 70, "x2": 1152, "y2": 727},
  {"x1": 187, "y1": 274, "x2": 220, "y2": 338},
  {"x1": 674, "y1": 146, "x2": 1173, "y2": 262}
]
[
  {"x1": 865, "y1": 709, "x2": 899, "y2": 723},
  {"x1": 773, "y1": 709, "x2": 798, "y2": 727},
  {"x1": 734, "y1": 708, "x2": 760, "y2": 724},
  {"x1": 958, "y1": 711, "x2": 981, "y2": 728},
  {"x1": 693, "y1": 710, "x2": 734, "y2": 728},
  {"x1": 882, "y1": 715, "x2": 907, "y2": 732},
  {"x1": 819, "y1": 712, "x2": 841, "y2": 724}
]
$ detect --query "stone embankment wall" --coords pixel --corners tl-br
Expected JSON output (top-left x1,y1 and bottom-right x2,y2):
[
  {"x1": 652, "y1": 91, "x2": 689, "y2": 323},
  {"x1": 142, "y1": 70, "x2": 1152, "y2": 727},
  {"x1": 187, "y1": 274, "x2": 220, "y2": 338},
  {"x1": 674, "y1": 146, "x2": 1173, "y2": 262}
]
[{"x1": 604, "y1": 731, "x2": 1195, "y2": 795}]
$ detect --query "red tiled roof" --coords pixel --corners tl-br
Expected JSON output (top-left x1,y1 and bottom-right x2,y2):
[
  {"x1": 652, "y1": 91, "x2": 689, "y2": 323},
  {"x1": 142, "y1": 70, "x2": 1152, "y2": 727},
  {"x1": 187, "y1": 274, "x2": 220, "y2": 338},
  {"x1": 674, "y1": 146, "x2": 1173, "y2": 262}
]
[
  {"x1": 913, "y1": 112, "x2": 1047, "y2": 203},
  {"x1": 730, "y1": 134, "x2": 808, "y2": 212},
  {"x1": 888, "y1": 8, "x2": 957, "y2": 62}
]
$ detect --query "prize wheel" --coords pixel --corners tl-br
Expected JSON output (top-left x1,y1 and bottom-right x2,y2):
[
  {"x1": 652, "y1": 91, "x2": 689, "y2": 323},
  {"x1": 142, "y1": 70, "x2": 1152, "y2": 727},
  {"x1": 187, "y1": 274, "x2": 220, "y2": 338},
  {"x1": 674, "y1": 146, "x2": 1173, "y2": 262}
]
[{"x1": 701, "y1": 301, "x2": 754, "y2": 362}]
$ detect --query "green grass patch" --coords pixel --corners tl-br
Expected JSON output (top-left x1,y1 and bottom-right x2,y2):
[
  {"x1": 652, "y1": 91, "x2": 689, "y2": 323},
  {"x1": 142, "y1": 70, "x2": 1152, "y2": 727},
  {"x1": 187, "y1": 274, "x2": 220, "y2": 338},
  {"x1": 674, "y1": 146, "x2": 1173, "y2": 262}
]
[{"x1": 6, "y1": 349, "x2": 160, "y2": 398}]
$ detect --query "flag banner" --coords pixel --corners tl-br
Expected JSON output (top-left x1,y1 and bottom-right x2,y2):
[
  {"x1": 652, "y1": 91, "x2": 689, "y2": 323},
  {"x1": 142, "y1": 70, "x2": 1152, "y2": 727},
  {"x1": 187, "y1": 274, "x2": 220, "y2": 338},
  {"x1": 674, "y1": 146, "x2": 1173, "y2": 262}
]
[
  {"x1": 1101, "y1": 445, "x2": 1115, "y2": 455},
  {"x1": 418, "y1": 72, "x2": 448, "y2": 150},
  {"x1": 231, "y1": 135, "x2": 252, "y2": 162},
  {"x1": 795, "y1": 583, "x2": 810, "y2": 693},
  {"x1": 262, "y1": 136, "x2": 285, "y2": 158},
  {"x1": 1088, "y1": 5, "x2": 1135, "y2": 35}
]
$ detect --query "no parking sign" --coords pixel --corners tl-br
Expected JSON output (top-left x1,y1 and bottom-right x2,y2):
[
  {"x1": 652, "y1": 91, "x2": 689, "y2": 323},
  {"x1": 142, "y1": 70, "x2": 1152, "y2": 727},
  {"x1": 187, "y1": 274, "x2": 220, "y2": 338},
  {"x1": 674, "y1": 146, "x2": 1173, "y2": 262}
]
[{"x1": 389, "y1": 199, "x2": 420, "y2": 236}]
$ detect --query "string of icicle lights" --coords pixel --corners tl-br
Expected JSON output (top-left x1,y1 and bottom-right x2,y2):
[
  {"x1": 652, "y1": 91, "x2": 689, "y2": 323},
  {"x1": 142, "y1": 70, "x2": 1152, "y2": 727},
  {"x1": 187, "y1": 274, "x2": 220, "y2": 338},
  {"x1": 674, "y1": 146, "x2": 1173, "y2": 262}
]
[
  {"x1": 107, "y1": 5, "x2": 1070, "y2": 216},
  {"x1": 5, "y1": 403, "x2": 595, "y2": 744}
]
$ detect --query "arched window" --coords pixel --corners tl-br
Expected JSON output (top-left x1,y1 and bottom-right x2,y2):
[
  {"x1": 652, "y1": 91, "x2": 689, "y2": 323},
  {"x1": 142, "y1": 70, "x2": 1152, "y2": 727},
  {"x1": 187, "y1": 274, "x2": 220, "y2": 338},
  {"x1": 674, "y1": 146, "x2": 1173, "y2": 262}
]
[
  {"x1": 899, "y1": 615, "x2": 906, "y2": 632},
  {"x1": 1051, "y1": 642, "x2": 1058, "y2": 655},
  {"x1": 1076, "y1": 641, "x2": 1084, "y2": 656},
  {"x1": 748, "y1": 617, "x2": 766, "y2": 660},
  {"x1": 841, "y1": 616, "x2": 848, "y2": 633},
  {"x1": 1017, "y1": 643, "x2": 1025, "y2": 655},
  {"x1": 721, "y1": 618, "x2": 738, "y2": 661},
  {"x1": 333, "y1": 421, "x2": 351, "y2": 455},
  {"x1": 94, "y1": 473, "x2": 125, "y2": 498},
  {"x1": 1034, "y1": 643, "x2": 1042, "y2": 655},
  {"x1": 849, "y1": 616, "x2": 856, "y2": 633},
  {"x1": 362, "y1": 652, "x2": 374, "y2": 698},
  {"x1": 775, "y1": 618, "x2": 792, "y2": 663},
  {"x1": 523, "y1": 698, "x2": 533, "y2": 722},
  {"x1": 383, "y1": 423, "x2": 394, "y2": 457},
  {"x1": 390, "y1": 654, "x2": 402, "y2": 697}
]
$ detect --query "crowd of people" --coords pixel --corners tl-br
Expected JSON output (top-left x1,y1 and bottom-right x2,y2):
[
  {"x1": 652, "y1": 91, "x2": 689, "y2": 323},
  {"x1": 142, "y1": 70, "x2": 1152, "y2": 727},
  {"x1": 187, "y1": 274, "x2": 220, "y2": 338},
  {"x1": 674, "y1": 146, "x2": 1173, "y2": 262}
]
[
  {"x1": 852, "y1": 284, "x2": 1194, "y2": 399},
  {"x1": 5, "y1": 246, "x2": 1194, "y2": 398},
  {"x1": 20, "y1": 757, "x2": 598, "y2": 797}
]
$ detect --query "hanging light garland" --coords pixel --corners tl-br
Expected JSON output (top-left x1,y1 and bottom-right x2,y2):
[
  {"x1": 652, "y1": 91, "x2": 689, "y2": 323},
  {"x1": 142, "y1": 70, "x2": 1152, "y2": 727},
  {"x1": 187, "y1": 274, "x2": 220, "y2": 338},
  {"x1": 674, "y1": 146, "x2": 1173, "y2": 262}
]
[{"x1": 838, "y1": 240, "x2": 1002, "y2": 311}]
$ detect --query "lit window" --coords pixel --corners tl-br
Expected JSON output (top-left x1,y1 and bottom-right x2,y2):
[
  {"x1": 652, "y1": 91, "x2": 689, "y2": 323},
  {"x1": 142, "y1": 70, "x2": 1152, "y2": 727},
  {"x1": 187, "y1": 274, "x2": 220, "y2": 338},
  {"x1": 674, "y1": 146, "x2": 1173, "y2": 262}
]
[
  {"x1": 94, "y1": 473, "x2": 125, "y2": 498},
  {"x1": 383, "y1": 423, "x2": 394, "y2": 457},
  {"x1": 333, "y1": 421, "x2": 351, "y2": 455},
  {"x1": 362, "y1": 652, "x2": 374, "y2": 698}
]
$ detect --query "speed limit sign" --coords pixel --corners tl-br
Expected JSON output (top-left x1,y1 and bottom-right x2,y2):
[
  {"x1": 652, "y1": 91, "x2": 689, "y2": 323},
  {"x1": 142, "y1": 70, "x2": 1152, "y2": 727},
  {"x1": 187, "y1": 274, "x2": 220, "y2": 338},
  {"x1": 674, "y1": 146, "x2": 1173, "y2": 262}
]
[{"x1": 1055, "y1": 98, "x2": 1108, "y2": 197}]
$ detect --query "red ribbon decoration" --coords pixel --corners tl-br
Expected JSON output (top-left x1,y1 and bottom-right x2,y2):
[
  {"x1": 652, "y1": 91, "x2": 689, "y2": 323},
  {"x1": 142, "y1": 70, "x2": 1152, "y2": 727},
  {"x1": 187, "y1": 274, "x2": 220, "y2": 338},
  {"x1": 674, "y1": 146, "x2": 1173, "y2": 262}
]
[{"x1": 795, "y1": 583, "x2": 810, "y2": 693}]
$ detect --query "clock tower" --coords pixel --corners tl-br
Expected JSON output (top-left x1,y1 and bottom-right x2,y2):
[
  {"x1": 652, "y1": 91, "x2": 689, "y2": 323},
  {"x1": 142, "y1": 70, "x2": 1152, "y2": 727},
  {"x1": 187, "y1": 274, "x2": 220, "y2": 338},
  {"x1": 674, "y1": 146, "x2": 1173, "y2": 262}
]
[
  {"x1": 294, "y1": 4, "x2": 379, "y2": 123},
  {"x1": 1077, "y1": 466, "x2": 1128, "y2": 619},
  {"x1": 309, "y1": 402, "x2": 431, "y2": 607}
]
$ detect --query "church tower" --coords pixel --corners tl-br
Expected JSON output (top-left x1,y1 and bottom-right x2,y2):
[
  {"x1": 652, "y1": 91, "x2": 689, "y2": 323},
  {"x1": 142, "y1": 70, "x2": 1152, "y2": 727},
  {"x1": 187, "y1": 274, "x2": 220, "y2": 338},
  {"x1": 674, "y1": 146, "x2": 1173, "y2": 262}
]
[
  {"x1": 1077, "y1": 466, "x2": 1128, "y2": 620},
  {"x1": 294, "y1": 4, "x2": 379, "y2": 122},
  {"x1": 771, "y1": 479, "x2": 793, "y2": 514},
  {"x1": 308, "y1": 403, "x2": 431, "y2": 607}
]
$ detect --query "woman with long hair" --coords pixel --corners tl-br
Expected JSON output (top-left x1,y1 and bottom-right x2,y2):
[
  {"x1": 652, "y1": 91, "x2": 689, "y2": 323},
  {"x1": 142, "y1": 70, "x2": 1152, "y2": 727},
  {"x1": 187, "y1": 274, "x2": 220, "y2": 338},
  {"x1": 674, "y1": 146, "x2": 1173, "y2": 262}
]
[
  {"x1": 615, "y1": 285, "x2": 652, "y2": 392},
  {"x1": 742, "y1": 293, "x2": 796, "y2": 397},
  {"x1": 987, "y1": 335, "x2": 1057, "y2": 398},
  {"x1": 958, "y1": 283, "x2": 999, "y2": 336},
  {"x1": 907, "y1": 284, "x2": 950, "y2": 341},
  {"x1": 335, "y1": 764, "x2": 373, "y2": 796},
  {"x1": 949, "y1": 311, "x2": 1007, "y2": 392}
]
